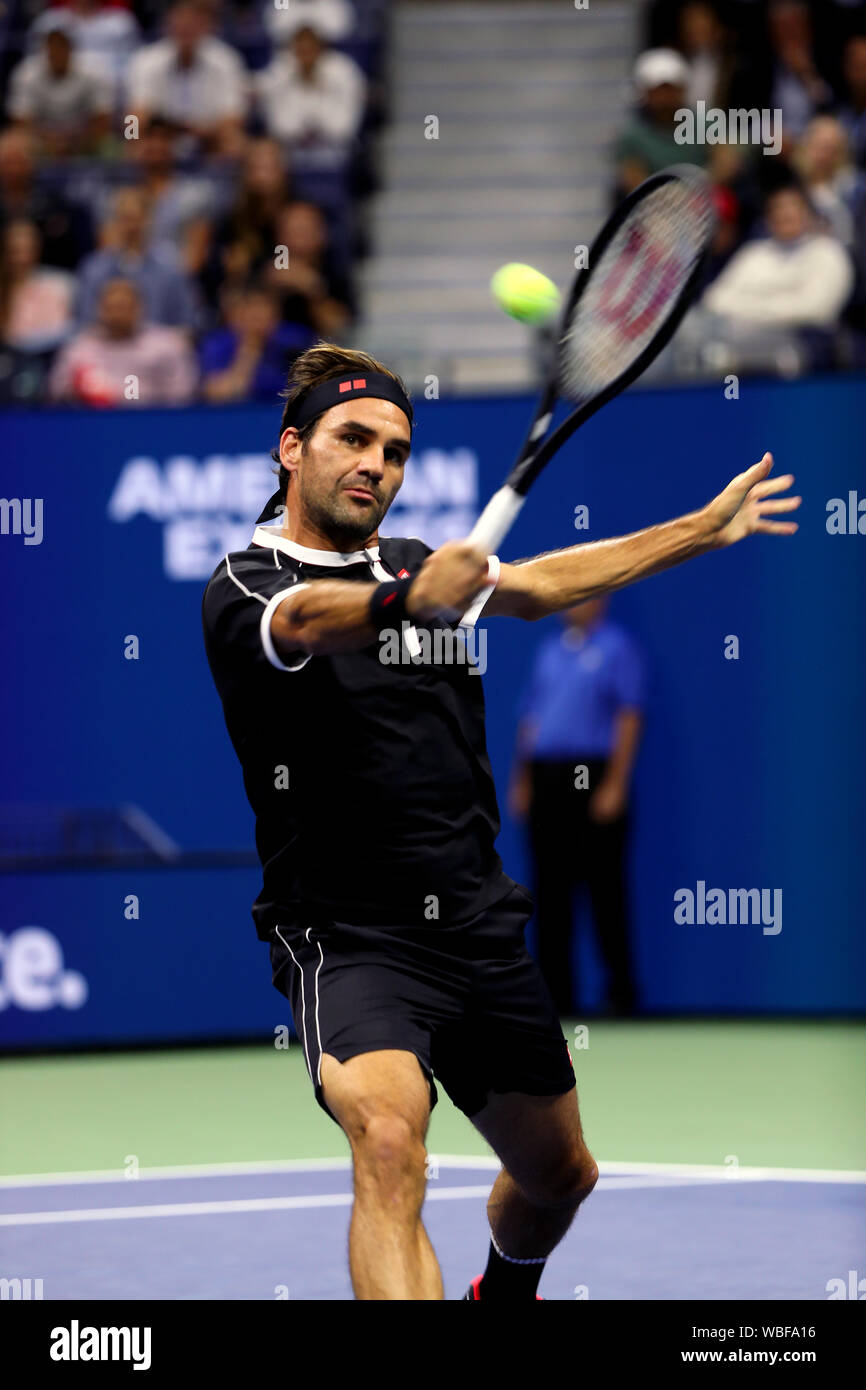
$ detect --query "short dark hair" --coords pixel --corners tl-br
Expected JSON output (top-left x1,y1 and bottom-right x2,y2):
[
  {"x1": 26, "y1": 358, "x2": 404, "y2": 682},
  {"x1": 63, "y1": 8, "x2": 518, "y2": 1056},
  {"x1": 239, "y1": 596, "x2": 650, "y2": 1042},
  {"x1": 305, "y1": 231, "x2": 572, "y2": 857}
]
[{"x1": 270, "y1": 341, "x2": 411, "y2": 500}]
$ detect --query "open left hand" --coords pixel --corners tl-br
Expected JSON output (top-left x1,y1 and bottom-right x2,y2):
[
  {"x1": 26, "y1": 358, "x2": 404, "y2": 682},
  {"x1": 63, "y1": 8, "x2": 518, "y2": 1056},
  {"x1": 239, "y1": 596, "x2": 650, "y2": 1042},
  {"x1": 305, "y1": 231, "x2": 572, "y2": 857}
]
[{"x1": 705, "y1": 452, "x2": 801, "y2": 548}]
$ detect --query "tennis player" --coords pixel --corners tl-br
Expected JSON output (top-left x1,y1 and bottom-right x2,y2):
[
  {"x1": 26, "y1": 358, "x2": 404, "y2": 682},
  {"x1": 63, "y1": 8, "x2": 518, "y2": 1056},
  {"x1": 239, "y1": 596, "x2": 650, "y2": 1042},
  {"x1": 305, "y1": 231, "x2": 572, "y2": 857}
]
[{"x1": 202, "y1": 342, "x2": 800, "y2": 1301}]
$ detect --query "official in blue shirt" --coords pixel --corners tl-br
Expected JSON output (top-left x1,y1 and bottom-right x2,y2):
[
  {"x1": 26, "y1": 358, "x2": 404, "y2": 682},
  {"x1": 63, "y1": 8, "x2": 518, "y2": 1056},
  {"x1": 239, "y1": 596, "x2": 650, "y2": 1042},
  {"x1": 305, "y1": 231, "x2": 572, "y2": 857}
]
[{"x1": 510, "y1": 595, "x2": 645, "y2": 1015}]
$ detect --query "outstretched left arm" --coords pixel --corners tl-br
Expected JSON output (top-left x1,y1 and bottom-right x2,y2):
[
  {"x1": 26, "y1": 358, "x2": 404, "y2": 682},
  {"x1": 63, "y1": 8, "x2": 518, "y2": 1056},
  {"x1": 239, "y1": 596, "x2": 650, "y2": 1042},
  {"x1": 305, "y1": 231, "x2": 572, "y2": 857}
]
[{"x1": 485, "y1": 453, "x2": 800, "y2": 621}]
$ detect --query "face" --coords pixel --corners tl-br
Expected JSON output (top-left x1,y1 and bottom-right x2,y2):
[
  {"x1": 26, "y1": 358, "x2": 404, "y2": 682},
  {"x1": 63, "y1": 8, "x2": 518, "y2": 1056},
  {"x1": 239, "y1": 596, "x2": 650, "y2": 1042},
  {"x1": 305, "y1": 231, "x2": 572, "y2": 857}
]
[
  {"x1": 3, "y1": 221, "x2": 39, "y2": 274},
  {"x1": 46, "y1": 31, "x2": 72, "y2": 74},
  {"x1": 844, "y1": 37, "x2": 866, "y2": 97},
  {"x1": 99, "y1": 281, "x2": 140, "y2": 336},
  {"x1": 280, "y1": 398, "x2": 412, "y2": 547},
  {"x1": 679, "y1": 3, "x2": 720, "y2": 51},
  {"x1": 0, "y1": 131, "x2": 34, "y2": 186},
  {"x1": 645, "y1": 81, "x2": 685, "y2": 121},
  {"x1": 244, "y1": 140, "x2": 285, "y2": 195},
  {"x1": 141, "y1": 126, "x2": 173, "y2": 172},
  {"x1": 803, "y1": 119, "x2": 846, "y2": 178},
  {"x1": 278, "y1": 203, "x2": 324, "y2": 258},
  {"x1": 112, "y1": 190, "x2": 149, "y2": 239},
  {"x1": 293, "y1": 28, "x2": 323, "y2": 72},
  {"x1": 767, "y1": 189, "x2": 809, "y2": 241},
  {"x1": 169, "y1": 5, "x2": 208, "y2": 53},
  {"x1": 769, "y1": 2, "x2": 810, "y2": 53},
  {"x1": 242, "y1": 293, "x2": 278, "y2": 338}
]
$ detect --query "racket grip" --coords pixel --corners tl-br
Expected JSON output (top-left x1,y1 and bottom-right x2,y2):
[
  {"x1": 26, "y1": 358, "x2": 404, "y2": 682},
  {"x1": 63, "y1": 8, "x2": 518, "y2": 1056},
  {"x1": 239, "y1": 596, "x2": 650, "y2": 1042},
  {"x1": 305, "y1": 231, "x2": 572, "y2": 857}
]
[{"x1": 468, "y1": 486, "x2": 525, "y2": 553}]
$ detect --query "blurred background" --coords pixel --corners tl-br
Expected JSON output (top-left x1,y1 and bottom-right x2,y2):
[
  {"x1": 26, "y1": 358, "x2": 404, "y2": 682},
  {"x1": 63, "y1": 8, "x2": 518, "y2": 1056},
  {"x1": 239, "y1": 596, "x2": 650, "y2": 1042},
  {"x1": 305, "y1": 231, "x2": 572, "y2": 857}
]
[{"x1": 0, "y1": 0, "x2": 864, "y2": 1230}]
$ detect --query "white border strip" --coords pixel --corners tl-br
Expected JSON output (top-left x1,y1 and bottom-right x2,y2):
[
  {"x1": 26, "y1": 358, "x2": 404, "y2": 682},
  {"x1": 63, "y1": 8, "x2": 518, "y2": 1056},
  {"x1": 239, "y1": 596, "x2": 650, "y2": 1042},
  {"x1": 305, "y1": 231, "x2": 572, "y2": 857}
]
[{"x1": 1, "y1": 1155, "x2": 864, "y2": 1189}]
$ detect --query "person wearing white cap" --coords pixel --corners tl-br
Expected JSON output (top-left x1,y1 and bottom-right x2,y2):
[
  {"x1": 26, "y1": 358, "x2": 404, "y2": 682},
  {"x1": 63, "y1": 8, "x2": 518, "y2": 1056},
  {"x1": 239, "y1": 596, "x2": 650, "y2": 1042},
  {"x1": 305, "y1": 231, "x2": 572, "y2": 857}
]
[{"x1": 613, "y1": 47, "x2": 706, "y2": 199}]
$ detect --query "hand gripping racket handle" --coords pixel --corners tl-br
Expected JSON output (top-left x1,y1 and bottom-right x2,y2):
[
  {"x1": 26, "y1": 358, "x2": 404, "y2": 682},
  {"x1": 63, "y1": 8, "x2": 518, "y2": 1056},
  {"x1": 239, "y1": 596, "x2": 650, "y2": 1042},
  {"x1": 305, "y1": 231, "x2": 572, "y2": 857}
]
[{"x1": 468, "y1": 486, "x2": 526, "y2": 553}]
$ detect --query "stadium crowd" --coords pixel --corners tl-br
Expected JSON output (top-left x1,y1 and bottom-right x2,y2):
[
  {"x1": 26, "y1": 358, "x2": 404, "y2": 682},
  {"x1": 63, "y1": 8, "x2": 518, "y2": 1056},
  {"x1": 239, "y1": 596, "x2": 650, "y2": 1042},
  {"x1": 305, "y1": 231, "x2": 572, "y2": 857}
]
[
  {"x1": 0, "y1": 0, "x2": 376, "y2": 403},
  {"x1": 1, "y1": 0, "x2": 866, "y2": 404},
  {"x1": 623, "y1": 1, "x2": 866, "y2": 374}
]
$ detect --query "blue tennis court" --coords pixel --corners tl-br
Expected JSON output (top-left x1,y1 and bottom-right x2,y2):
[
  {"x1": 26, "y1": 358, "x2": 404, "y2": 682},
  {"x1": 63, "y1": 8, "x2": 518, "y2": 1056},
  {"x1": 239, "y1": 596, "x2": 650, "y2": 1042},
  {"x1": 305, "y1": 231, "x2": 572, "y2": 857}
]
[{"x1": 3, "y1": 1159, "x2": 863, "y2": 1301}]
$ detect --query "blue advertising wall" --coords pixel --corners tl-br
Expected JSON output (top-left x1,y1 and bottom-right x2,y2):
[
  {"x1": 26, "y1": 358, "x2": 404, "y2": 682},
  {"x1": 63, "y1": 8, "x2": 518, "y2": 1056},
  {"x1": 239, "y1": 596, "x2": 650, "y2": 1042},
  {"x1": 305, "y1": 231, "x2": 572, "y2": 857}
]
[{"x1": 1, "y1": 373, "x2": 864, "y2": 1046}]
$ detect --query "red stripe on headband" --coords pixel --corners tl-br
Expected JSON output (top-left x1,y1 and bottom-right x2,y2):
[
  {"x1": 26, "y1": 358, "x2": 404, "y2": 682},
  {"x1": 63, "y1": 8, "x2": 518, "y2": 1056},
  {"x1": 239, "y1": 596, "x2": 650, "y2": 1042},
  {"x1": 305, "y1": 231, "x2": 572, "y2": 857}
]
[
  {"x1": 338, "y1": 381, "x2": 352, "y2": 393},
  {"x1": 353, "y1": 378, "x2": 367, "y2": 388}
]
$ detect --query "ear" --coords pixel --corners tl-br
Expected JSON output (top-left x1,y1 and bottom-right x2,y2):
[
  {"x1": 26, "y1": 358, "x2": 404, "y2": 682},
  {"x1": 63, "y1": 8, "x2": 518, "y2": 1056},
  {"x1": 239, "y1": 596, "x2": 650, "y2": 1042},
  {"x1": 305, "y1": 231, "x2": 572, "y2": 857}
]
[{"x1": 279, "y1": 426, "x2": 302, "y2": 480}]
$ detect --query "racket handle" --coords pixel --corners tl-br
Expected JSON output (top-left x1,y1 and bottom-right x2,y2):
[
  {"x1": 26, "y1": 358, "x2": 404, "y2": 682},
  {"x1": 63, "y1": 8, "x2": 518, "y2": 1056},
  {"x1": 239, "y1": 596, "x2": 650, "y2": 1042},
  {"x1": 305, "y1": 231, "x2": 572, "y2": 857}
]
[{"x1": 468, "y1": 486, "x2": 525, "y2": 553}]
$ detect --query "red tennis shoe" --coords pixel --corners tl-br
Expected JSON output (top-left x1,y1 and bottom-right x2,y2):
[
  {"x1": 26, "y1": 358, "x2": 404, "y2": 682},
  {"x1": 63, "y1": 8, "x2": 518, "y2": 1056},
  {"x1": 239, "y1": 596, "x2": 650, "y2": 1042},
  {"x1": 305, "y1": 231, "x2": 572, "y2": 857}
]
[{"x1": 462, "y1": 1276, "x2": 543, "y2": 1300}]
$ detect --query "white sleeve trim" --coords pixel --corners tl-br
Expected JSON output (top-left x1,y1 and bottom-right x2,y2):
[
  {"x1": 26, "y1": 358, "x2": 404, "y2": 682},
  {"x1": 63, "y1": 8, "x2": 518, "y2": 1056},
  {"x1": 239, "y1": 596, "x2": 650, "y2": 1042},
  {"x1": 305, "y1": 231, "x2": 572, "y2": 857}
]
[
  {"x1": 459, "y1": 556, "x2": 501, "y2": 629},
  {"x1": 260, "y1": 584, "x2": 312, "y2": 672}
]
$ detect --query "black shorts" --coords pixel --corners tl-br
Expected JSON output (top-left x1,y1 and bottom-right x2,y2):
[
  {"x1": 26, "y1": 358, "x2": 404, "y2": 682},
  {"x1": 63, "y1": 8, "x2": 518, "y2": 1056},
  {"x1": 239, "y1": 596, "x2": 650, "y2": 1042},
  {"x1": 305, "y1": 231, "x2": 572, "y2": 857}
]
[{"x1": 267, "y1": 884, "x2": 575, "y2": 1122}]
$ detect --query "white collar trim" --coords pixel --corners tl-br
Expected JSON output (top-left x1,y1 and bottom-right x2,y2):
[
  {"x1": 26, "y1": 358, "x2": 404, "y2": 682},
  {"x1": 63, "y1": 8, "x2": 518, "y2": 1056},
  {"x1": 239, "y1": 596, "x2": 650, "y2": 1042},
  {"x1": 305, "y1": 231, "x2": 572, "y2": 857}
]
[{"x1": 252, "y1": 523, "x2": 380, "y2": 567}]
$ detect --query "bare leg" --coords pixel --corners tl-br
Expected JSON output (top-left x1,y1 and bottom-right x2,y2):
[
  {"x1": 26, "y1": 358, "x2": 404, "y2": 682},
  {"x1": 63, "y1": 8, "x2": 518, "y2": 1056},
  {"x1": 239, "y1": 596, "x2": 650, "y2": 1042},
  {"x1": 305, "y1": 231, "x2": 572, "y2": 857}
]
[
  {"x1": 321, "y1": 1048, "x2": 443, "y2": 1300},
  {"x1": 471, "y1": 1088, "x2": 598, "y2": 1272}
]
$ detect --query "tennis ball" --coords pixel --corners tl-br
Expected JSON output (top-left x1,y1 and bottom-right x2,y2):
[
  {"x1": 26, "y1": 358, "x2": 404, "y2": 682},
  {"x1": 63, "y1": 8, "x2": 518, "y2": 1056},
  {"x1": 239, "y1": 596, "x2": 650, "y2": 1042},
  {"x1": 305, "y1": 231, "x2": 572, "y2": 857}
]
[{"x1": 491, "y1": 263, "x2": 560, "y2": 325}]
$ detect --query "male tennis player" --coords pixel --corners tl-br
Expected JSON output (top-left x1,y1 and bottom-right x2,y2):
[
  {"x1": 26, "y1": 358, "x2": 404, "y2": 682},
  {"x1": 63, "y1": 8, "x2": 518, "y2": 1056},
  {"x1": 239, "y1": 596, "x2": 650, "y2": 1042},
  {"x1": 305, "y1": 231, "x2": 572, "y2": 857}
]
[{"x1": 202, "y1": 342, "x2": 800, "y2": 1301}]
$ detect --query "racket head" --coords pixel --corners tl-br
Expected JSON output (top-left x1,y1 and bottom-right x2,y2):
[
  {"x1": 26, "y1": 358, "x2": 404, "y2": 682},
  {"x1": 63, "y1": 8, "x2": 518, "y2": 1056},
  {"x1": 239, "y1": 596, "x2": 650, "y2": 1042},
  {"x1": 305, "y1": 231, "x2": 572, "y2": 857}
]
[
  {"x1": 505, "y1": 165, "x2": 716, "y2": 498},
  {"x1": 557, "y1": 164, "x2": 716, "y2": 405}
]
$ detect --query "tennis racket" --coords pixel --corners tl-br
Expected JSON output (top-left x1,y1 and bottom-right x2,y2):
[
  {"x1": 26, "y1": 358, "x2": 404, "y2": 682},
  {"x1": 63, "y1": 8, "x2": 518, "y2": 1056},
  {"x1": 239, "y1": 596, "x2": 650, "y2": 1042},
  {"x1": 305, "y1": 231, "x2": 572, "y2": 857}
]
[{"x1": 469, "y1": 164, "x2": 717, "y2": 553}]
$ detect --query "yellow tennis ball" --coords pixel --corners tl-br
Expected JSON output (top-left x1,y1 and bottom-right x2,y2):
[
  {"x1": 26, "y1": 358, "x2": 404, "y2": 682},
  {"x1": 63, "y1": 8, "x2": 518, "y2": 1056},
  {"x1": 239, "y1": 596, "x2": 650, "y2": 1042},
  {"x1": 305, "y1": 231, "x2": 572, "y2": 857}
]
[{"x1": 491, "y1": 263, "x2": 560, "y2": 324}]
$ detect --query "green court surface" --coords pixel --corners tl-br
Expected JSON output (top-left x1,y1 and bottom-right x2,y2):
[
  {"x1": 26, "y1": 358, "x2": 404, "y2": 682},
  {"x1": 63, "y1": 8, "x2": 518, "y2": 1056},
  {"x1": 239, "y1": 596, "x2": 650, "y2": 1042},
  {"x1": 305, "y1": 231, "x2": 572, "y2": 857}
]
[{"x1": 1, "y1": 1021, "x2": 863, "y2": 1178}]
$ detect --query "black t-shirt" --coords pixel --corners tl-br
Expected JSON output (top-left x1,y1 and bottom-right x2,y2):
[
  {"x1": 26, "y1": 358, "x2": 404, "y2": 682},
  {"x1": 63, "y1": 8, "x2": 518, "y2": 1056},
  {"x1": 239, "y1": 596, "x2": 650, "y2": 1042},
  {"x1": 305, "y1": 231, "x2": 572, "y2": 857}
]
[{"x1": 202, "y1": 520, "x2": 513, "y2": 940}]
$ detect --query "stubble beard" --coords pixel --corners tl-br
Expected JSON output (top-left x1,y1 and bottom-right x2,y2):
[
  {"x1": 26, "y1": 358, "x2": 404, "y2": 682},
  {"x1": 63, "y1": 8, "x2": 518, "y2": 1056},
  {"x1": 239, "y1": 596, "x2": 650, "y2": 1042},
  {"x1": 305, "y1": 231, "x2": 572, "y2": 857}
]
[{"x1": 300, "y1": 474, "x2": 390, "y2": 549}]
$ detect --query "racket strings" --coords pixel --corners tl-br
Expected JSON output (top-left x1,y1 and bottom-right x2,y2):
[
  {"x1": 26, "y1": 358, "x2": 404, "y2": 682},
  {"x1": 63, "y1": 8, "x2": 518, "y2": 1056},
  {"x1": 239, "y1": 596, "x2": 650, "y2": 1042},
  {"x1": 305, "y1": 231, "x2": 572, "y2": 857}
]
[{"x1": 558, "y1": 175, "x2": 715, "y2": 401}]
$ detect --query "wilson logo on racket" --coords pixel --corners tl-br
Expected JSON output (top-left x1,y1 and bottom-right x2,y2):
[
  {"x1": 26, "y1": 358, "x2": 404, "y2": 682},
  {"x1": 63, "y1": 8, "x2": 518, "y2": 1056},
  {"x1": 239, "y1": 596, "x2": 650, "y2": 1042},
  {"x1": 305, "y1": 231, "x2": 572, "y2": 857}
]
[{"x1": 596, "y1": 228, "x2": 686, "y2": 341}]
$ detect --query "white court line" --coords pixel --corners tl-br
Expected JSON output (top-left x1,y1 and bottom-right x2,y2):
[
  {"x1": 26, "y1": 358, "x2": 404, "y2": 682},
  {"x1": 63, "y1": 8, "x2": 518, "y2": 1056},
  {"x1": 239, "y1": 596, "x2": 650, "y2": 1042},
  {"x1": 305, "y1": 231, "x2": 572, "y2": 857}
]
[
  {"x1": 0, "y1": 1157, "x2": 355, "y2": 1188},
  {"x1": 598, "y1": 1160, "x2": 866, "y2": 1185},
  {"x1": 0, "y1": 1185, "x2": 493, "y2": 1227},
  {"x1": 1, "y1": 1155, "x2": 864, "y2": 1189},
  {"x1": 2, "y1": 1168, "x2": 861, "y2": 1228}
]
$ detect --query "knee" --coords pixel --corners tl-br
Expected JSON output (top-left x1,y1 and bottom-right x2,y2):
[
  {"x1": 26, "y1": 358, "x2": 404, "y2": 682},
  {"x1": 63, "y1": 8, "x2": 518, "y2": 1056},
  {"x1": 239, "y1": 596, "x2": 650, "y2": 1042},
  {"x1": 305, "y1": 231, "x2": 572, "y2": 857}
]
[
  {"x1": 524, "y1": 1151, "x2": 599, "y2": 1210},
  {"x1": 351, "y1": 1113, "x2": 427, "y2": 1189}
]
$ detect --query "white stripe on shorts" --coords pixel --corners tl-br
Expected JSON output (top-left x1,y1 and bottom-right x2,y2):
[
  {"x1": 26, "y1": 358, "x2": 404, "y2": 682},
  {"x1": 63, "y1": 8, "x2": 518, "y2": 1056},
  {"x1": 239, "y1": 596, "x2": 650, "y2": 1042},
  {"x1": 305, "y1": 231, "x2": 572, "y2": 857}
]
[{"x1": 274, "y1": 926, "x2": 313, "y2": 1081}]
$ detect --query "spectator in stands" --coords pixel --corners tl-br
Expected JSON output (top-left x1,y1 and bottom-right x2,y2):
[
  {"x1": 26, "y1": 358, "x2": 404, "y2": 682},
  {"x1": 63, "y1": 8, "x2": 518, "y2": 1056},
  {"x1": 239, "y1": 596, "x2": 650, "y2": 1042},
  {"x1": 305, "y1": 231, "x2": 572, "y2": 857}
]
[
  {"x1": 126, "y1": 0, "x2": 248, "y2": 157},
  {"x1": 0, "y1": 127, "x2": 94, "y2": 270},
  {"x1": 49, "y1": 276, "x2": 197, "y2": 404},
  {"x1": 676, "y1": 1, "x2": 731, "y2": 109},
  {"x1": 766, "y1": 1, "x2": 833, "y2": 144},
  {"x1": 199, "y1": 137, "x2": 292, "y2": 308},
  {"x1": 126, "y1": 116, "x2": 218, "y2": 274},
  {"x1": 199, "y1": 283, "x2": 313, "y2": 402},
  {"x1": 836, "y1": 34, "x2": 866, "y2": 169},
  {"x1": 509, "y1": 596, "x2": 645, "y2": 1017},
  {"x1": 264, "y1": 199, "x2": 353, "y2": 337},
  {"x1": 29, "y1": 1, "x2": 141, "y2": 100},
  {"x1": 0, "y1": 219, "x2": 75, "y2": 353},
  {"x1": 795, "y1": 116, "x2": 861, "y2": 246},
  {"x1": 701, "y1": 183, "x2": 854, "y2": 329},
  {"x1": 255, "y1": 23, "x2": 366, "y2": 149},
  {"x1": 613, "y1": 48, "x2": 705, "y2": 199},
  {"x1": 6, "y1": 18, "x2": 112, "y2": 158},
  {"x1": 76, "y1": 186, "x2": 201, "y2": 330},
  {"x1": 264, "y1": 0, "x2": 354, "y2": 47}
]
